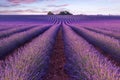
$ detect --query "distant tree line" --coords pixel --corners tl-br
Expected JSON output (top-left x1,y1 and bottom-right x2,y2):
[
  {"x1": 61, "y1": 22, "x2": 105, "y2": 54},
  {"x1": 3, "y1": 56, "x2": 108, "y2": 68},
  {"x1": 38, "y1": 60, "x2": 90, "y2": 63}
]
[{"x1": 47, "y1": 11, "x2": 73, "y2": 15}]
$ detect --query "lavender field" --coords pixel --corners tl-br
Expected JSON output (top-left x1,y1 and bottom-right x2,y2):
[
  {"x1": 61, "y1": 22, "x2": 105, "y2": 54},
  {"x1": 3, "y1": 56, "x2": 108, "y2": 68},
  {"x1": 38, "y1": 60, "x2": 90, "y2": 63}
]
[{"x1": 0, "y1": 15, "x2": 120, "y2": 80}]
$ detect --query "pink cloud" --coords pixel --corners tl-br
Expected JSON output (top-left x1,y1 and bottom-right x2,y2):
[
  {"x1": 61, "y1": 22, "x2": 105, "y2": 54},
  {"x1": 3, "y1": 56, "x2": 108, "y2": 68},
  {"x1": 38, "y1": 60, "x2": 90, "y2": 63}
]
[
  {"x1": 7, "y1": 0, "x2": 57, "y2": 4},
  {"x1": 7, "y1": 0, "x2": 38, "y2": 4}
]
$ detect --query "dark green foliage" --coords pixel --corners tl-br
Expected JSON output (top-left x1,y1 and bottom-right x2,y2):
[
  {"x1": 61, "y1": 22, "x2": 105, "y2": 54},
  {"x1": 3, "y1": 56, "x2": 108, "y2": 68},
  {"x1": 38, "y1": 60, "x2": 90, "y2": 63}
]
[
  {"x1": 47, "y1": 11, "x2": 54, "y2": 15},
  {"x1": 58, "y1": 11, "x2": 73, "y2": 15}
]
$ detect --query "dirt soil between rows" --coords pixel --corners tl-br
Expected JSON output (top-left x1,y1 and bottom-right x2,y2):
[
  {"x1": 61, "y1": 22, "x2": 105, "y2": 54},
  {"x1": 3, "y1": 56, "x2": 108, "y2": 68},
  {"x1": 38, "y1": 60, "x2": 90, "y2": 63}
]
[{"x1": 42, "y1": 28, "x2": 70, "y2": 80}]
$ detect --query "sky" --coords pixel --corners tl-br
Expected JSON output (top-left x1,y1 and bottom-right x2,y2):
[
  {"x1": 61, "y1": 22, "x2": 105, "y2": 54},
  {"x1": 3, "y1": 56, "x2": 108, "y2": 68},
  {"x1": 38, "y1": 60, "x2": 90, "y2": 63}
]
[{"x1": 0, "y1": 0, "x2": 120, "y2": 15}]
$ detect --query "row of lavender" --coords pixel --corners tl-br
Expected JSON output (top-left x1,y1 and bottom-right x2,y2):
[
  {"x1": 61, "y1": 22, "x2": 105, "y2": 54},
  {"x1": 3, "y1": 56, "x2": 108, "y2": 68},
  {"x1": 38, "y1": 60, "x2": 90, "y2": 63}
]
[
  {"x1": 63, "y1": 24, "x2": 120, "y2": 80},
  {"x1": 69, "y1": 24, "x2": 120, "y2": 62},
  {"x1": 84, "y1": 27, "x2": 120, "y2": 40},
  {"x1": 0, "y1": 24, "x2": 51, "y2": 59},
  {"x1": 0, "y1": 23, "x2": 60, "y2": 79}
]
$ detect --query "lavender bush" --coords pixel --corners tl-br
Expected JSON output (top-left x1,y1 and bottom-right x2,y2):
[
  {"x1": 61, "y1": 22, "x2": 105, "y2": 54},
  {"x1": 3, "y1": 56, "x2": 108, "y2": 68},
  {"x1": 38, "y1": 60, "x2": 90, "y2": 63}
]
[
  {"x1": 63, "y1": 24, "x2": 120, "y2": 80},
  {"x1": 84, "y1": 27, "x2": 120, "y2": 40},
  {"x1": 0, "y1": 24, "x2": 40, "y2": 38},
  {"x1": 0, "y1": 24, "x2": 60, "y2": 80},
  {"x1": 71, "y1": 25, "x2": 120, "y2": 62},
  {"x1": 0, "y1": 25, "x2": 50, "y2": 59}
]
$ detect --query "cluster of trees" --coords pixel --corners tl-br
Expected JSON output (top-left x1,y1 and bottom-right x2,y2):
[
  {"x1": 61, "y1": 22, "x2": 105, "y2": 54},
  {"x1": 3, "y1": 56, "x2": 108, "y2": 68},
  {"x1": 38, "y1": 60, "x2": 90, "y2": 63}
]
[{"x1": 47, "y1": 11, "x2": 73, "y2": 15}]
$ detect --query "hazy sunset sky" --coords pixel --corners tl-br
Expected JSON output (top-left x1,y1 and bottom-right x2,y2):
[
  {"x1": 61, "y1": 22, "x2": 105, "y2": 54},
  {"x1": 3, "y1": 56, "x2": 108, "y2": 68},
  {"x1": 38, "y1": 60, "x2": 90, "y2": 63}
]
[{"x1": 0, "y1": 0, "x2": 120, "y2": 15}]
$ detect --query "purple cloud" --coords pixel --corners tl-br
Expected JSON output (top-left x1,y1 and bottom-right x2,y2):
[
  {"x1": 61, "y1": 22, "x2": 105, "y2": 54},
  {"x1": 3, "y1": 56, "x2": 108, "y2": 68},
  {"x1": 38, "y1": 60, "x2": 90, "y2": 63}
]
[
  {"x1": 47, "y1": 4, "x2": 69, "y2": 7},
  {"x1": 0, "y1": 4, "x2": 18, "y2": 7},
  {"x1": 0, "y1": 0, "x2": 58, "y2": 8},
  {"x1": 0, "y1": 9, "x2": 42, "y2": 14},
  {"x1": 0, "y1": 8, "x2": 67, "y2": 15}
]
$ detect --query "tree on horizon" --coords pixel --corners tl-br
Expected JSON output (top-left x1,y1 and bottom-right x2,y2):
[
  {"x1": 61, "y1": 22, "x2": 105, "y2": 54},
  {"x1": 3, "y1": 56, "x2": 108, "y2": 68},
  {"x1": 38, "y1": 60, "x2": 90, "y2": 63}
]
[
  {"x1": 47, "y1": 11, "x2": 54, "y2": 15},
  {"x1": 58, "y1": 11, "x2": 73, "y2": 15}
]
